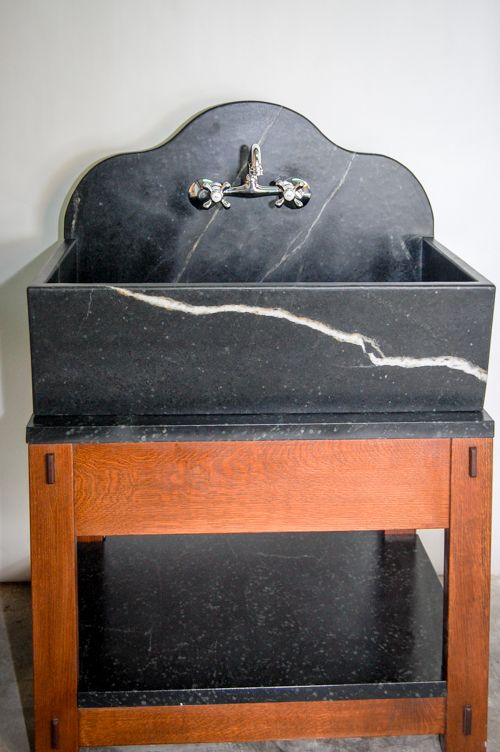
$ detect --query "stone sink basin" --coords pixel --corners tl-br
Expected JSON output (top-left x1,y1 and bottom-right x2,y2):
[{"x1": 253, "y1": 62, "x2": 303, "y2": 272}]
[{"x1": 28, "y1": 102, "x2": 494, "y2": 416}]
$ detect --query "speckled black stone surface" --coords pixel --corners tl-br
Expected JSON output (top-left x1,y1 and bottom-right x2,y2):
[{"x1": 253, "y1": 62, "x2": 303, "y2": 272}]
[
  {"x1": 26, "y1": 410, "x2": 494, "y2": 444},
  {"x1": 28, "y1": 101, "x2": 495, "y2": 416},
  {"x1": 64, "y1": 102, "x2": 435, "y2": 285},
  {"x1": 77, "y1": 532, "x2": 445, "y2": 707}
]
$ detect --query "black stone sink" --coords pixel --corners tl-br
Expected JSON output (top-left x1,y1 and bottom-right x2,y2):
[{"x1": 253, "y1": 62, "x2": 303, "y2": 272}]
[{"x1": 28, "y1": 102, "x2": 494, "y2": 416}]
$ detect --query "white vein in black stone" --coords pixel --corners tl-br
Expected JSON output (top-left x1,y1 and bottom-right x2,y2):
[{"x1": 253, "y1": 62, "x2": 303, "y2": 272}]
[
  {"x1": 260, "y1": 152, "x2": 355, "y2": 282},
  {"x1": 175, "y1": 106, "x2": 284, "y2": 282},
  {"x1": 109, "y1": 286, "x2": 488, "y2": 382}
]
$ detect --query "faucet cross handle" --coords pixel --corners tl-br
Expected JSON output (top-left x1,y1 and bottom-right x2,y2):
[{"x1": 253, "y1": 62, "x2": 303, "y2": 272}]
[
  {"x1": 274, "y1": 178, "x2": 311, "y2": 208},
  {"x1": 188, "y1": 178, "x2": 232, "y2": 209}
]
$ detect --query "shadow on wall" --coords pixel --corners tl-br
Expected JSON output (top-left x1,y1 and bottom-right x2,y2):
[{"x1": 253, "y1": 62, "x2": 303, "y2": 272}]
[
  {"x1": 0, "y1": 145, "x2": 104, "y2": 583},
  {"x1": 0, "y1": 104, "x2": 210, "y2": 582},
  {"x1": 0, "y1": 245, "x2": 55, "y2": 581}
]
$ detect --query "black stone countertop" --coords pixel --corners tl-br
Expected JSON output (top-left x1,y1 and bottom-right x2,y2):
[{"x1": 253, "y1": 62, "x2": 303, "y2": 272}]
[{"x1": 26, "y1": 410, "x2": 494, "y2": 444}]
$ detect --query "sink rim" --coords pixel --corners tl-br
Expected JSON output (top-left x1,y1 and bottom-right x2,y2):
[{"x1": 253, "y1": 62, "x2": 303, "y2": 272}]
[{"x1": 31, "y1": 238, "x2": 495, "y2": 289}]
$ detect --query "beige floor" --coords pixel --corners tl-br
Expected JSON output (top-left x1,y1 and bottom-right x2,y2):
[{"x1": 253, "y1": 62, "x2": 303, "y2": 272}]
[{"x1": 1, "y1": 580, "x2": 499, "y2": 752}]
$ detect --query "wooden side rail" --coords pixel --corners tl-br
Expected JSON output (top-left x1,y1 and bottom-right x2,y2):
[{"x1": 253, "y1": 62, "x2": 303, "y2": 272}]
[{"x1": 73, "y1": 438, "x2": 451, "y2": 535}]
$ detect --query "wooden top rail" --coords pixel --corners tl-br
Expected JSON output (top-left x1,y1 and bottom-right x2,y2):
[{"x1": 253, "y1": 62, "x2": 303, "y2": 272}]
[{"x1": 74, "y1": 439, "x2": 450, "y2": 536}]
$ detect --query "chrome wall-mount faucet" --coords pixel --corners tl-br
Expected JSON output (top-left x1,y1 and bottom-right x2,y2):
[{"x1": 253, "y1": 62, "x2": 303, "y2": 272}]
[{"x1": 188, "y1": 144, "x2": 311, "y2": 210}]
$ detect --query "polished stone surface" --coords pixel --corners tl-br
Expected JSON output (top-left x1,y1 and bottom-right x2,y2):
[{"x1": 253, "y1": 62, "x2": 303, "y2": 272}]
[
  {"x1": 28, "y1": 244, "x2": 495, "y2": 416},
  {"x1": 1, "y1": 578, "x2": 499, "y2": 751},
  {"x1": 28, "y1": 102, "x2": 495, "y2": 417},
  {"x1": 26, "y1": 410, "x2": 494, "y2": 444},
  {"x1": 62, "y1": 102, "x2": 434, "y2": 285},
  {"x1": 77, "y1": 533, "x2": 444, "y2": 707}
]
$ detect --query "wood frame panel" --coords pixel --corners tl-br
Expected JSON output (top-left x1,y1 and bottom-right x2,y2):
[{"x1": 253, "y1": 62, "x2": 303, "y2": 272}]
[
  {"x1": 443, "y1": 437, "x2": 493, "y2": 751},
  {"x1": 28, "y1": 434, "x2": 494, "y2": 750},
  {"x1": 74, "y1": 439, "x2": 450, "y2": 535},
  {"x1": 79, "y1": 697, "x2": 446, "y2": 747},
  {"x1": 29, "y1": 444, "x2": 78, "y2": 752}
]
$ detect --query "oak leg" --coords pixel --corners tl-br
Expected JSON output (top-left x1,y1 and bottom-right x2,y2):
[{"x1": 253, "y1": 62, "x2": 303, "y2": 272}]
[
  {"x1": 29, "y1": 445, "x2": 79, "y2": 752},
  {"x1": 442, "y1": 438, "x2": 492, "y2": 751}
]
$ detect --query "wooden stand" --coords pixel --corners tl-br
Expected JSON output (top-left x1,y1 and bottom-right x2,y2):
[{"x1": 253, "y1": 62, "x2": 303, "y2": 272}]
[{"x1": 28, "y1": 436, "x2": 492, "y2": 751}]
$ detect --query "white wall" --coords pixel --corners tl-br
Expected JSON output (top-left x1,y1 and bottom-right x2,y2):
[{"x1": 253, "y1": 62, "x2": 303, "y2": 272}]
[{"x1": 1, "y1": 0, "x2": 499, "y2": 580}]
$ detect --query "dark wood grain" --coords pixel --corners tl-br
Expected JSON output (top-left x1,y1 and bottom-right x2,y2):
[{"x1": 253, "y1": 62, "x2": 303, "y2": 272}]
[
  {"x1": 74, "y1": 439, "x2": 450, "y2": 535},
  {"x1": 79, "y1": 697, "x2": 446, "y2": 747},
  {"x1": 443, "y1": 438, "x2": 493, "y2": 751},
  {"x1": 29, "y1": 445, "x2": 78, "y2": 752}
]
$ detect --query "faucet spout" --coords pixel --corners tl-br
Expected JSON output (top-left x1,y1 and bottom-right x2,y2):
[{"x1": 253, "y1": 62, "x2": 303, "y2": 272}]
[
  {"x1": 188, "y1": 143, "x2": 311, "y2": 209},
  {"x1": 248, "y1": 144, "x2": 263, "y2": 178}
]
